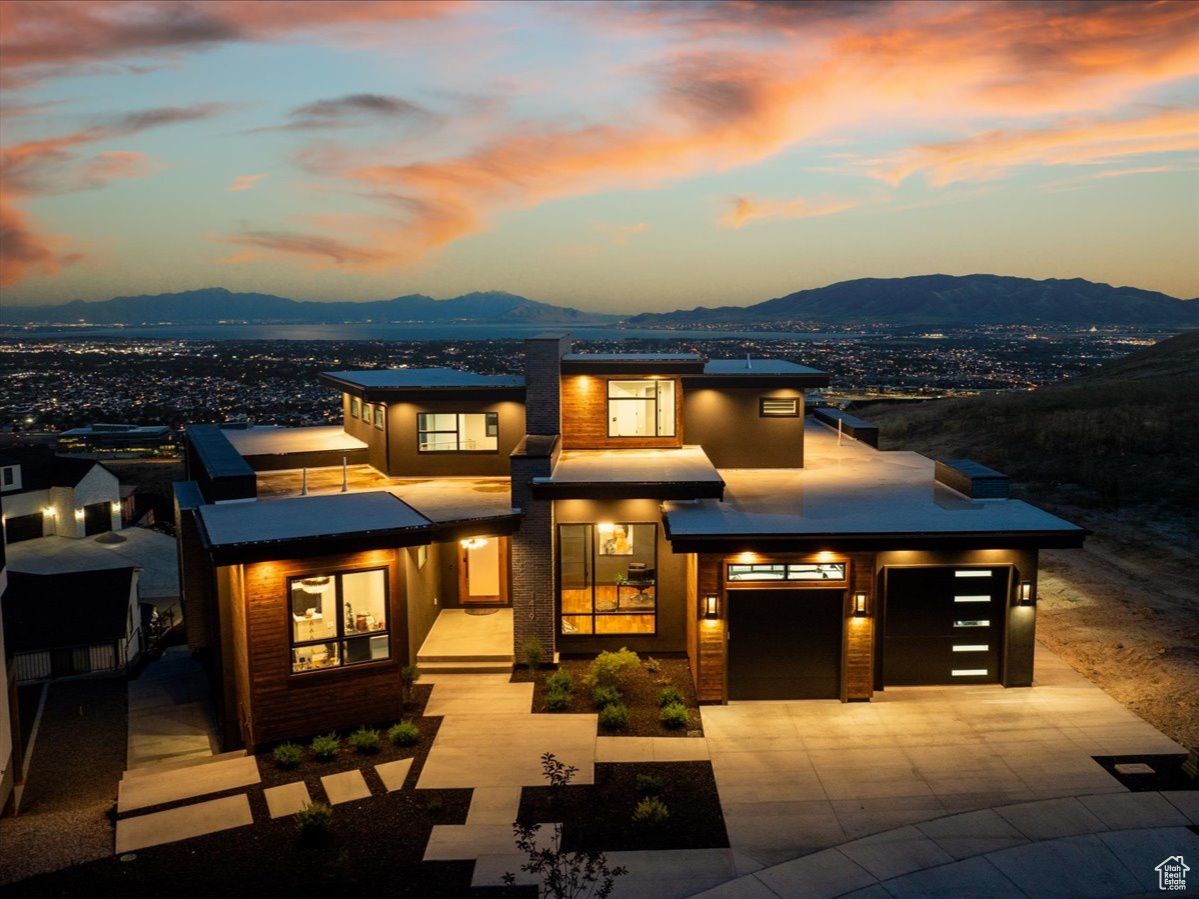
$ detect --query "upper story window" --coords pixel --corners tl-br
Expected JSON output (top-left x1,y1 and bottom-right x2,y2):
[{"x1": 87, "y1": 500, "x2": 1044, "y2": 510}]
[
  {"x1": 1, "y1": 466, "x2": 15, "y2": 487},
  {"x1": 290, "y1": 568, "x2": 390, "y2": 674},
  {"x1": 373, "y1": 406, "x2": 385, "y2": 429},
  {"x1": 418, "y1": 412, "x2": 499, "y2": 452},
  {"x1": 350, "y1": 398, "x2": 361, "y2": 420},
  {"x1": 361, "y1": 402, "x2": 372, "y2": 422},
  {"x1": 607, "y1": 380, "x2": 675, "y2": 438}
]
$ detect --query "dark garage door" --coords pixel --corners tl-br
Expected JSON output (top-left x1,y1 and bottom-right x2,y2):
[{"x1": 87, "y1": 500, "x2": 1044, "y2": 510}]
[
  {"x1": 3, "y1": 512, "x2": 44, "y2": 544},
  {"x1": 883, "y1": 567, "x2": 1007, "y2": 686},
  {"x1": 728, "y1": 590, "x2": 842, "y2": 700},
  {"x1": 83, "y1": 502, "x2": 112, "y2": 536}
]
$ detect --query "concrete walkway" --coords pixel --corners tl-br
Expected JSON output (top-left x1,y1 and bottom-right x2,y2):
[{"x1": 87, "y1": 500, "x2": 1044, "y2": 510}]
[{"x1": 126, "y1": 645, "x2": 220, "y2": 769}]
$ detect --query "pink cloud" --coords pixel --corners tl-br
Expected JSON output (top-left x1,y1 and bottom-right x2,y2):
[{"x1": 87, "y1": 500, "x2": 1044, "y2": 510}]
[
  {"x1": 227, "y1": 173, "x2": 267, "y2": 192},
  {"x1": 722, "y1": 195, "x2": 858, "y2": 229}
]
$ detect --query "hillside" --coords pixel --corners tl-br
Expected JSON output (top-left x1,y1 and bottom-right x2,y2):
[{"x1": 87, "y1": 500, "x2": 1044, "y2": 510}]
[
  {"x1": 630, "y1": 274, "x2": 1199, "y2": 327},
  {"x1": 0, "y1": 288, "x2": 618, "y2": 326},
  {"x1": 860, "y1": 328, "x2": 1199, "y2": 513}
]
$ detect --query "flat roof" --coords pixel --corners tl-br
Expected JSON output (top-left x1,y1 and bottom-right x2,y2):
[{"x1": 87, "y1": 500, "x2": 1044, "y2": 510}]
[
  {"x1": 534, "y1": 446, "x2": 724, "y2": 500},
  {"x1": 223, "y1": 426, "x2": 367, "y2": 458},
  {"x1": 322, "y1": 369, "x2": 525, "y2": 389},
  {"x1": 663, "y1": 418, "x2": 1086, "y2": 548},
  {"x1": 199, "y1": 491, "x2": 431, "y2": 548},
  {"x1": 562, "y1": 353, "x2": 703, "y2": 363},
  {"x1": 702, "y1": 359, "x2": 825, "y2": 376}
]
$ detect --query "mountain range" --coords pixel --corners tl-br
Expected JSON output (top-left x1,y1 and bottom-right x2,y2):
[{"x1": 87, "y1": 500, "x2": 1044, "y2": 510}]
[
  {"x1": 2, "y1": 275, "x2": 1195, "y2": 328},
  {"x1": 627, "y1": 274, "x2": 1199, "y2": 327}
]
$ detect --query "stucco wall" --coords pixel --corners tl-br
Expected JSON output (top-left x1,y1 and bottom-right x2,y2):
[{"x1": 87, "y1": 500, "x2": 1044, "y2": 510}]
[{"x1": 682, "y1": 386, "x2": 805, "y2": 468}]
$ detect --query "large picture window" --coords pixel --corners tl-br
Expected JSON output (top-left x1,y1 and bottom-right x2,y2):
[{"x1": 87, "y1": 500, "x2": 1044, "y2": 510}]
[
  {"x1": 559, "y1": 522, "x2": 657, "y2": 635},
  {"x1": 289, "y1": 568, "x2": 389, "y2": 673},
  {"x1": 418, "y1": 412, "x2": 499, "y2": 452},
  {"x1": 607, "y1": 380, "x2": 675, "y2": 437}
]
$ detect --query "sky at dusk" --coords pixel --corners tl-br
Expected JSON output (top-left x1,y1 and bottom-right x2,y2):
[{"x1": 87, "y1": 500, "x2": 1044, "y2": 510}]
[{"x1": 1, "y1": 0, "x2": 1197, "y2": 313}]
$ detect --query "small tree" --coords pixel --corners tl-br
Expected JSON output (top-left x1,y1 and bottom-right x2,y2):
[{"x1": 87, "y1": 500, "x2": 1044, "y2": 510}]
[{"x1": 503, "y1": 752, "x2": 627, "y2": 899}]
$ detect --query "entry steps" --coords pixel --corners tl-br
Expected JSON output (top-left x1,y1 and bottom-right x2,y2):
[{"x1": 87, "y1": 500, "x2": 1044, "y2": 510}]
[
  {"x1": 117, "y1": 750, "x2": 260, "y2": 813},
  {"x1": 415, "y1": 651, "x2": 515, "y2": 674}
]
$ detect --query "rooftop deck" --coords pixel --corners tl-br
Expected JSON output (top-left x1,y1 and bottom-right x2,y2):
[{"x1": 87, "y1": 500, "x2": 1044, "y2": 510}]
[
  {"x1": 664, "y1": 417, "x2": 1086, "y2": 546},
  {"x1": 255, "y1": 465, "x2": 515, "y2": 524},
  {"x1": 534, "y1": 445, "x2": 725, "y2": 499}
]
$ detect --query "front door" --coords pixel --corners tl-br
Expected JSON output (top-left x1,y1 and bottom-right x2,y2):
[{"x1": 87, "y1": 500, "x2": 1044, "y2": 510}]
[{"x1": 459, "y1": 537, "x2": 508, "y2": 604}]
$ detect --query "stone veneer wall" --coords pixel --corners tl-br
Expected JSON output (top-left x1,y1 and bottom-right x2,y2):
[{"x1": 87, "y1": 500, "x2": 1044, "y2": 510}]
[
  {"x1": 510, "y1": 449, "x2": 556, "y2": 656},
  {"x1": 522, "y1": 335, "x2": 571, "y2": 435}
]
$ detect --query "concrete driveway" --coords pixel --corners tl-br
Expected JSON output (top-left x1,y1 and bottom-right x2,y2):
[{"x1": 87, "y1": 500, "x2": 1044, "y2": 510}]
[{"x1": 702, "y1": 644, "x2": 1184, "y2": 868}]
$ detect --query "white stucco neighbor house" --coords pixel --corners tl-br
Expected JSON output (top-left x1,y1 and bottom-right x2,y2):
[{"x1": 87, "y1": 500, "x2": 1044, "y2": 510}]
[{"x1": 1, "y1": 446, "x2": 123, "y2": 545}]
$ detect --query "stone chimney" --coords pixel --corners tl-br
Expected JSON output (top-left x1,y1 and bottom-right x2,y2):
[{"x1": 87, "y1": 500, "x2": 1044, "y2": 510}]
[{"x1": 522, "y1": 334, "x2": 571, "y2": 435}]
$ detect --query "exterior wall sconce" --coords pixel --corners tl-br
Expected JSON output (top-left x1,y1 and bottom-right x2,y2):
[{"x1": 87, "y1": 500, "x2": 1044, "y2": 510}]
[
  {"x1": 43, "y1": 507, "x2": 56, "y2": 517},
  {"x1": 460, "y1": 537, "x2": 489, "y2": 550},
  {"x1": 1018, "y1": 581, "x2": 1034, "y2": 606},
  {"x1": 853, "y1": 592, "x2": 868, "y2": 617},
  {"x1": 74, "y1": 508, "x2": 85, "y2": 520},
  {"x1": 703, "y1": 594, "x2": 719, "y2": 619},
  {"x1": 112, "y1": 500, "x2": 122, "y2": 513}
]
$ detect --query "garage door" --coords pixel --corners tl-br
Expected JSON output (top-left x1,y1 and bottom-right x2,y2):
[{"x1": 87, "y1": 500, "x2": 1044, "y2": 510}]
[
  {"x1": 728, "y1": 590, "x2": 842, "y2": 700},
  {"x1": 83, "y1": 502, "x2": 112, "y2": 536},
  {"x1": 3, "y1": 512, "x2": 44, "y2": 544},
  {"x1": 883, "y1": 567, "x2": 1007, "y2": 685}
]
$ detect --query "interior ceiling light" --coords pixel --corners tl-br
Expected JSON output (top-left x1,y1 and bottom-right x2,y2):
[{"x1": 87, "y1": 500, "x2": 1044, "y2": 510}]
[{"x1": 297, "y1": 576, "x2": 331, "y2": 595}]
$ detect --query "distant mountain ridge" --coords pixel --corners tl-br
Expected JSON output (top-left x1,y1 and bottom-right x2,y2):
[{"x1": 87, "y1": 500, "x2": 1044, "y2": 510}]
[
  {"x1": 2, "y1": 275, "x2": 1195, "y2": 327},
  {"x1": 630, "y1": 274, "x2": 1199, "y2": 327},
  {"x1": 0, "y1": 288, "x2": 618, "y2": 326}
]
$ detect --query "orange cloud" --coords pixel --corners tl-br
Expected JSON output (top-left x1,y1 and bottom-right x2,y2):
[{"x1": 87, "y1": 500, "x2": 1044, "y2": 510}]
[
  {"x1": 872, "y1": 108, "x2": 1199, "y2": 187},
  {"x1": 227, "y1": 173, "x2": 267, "y2": 192},
  {"x1": 0, "y1": 202, "x2": 82, "y2": 287},
  {"x1": 0, "y1": 1, "x2": 459, "y2": 88},
  {"x1": 722, "y1": 195, "x2": 858, "y2": 229}
]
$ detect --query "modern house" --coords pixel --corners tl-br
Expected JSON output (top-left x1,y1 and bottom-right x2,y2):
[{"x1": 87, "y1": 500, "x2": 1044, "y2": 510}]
[
  {"x1": 0, "y1": 446, "x2": 123, "y2": 545},
  {"x1": 174, "y1": 335, "x2": 1085, "y2": 751}
]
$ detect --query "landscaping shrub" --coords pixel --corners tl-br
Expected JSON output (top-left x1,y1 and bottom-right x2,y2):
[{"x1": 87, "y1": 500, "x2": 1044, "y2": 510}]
[
  {"x1": 272, "y1": 742, "x2": 303, "y2": 770},
  {"x1": 400, "y1": 664, "x2": 421, "y2": 709},
  {"x1": 310, "y1": 732, "x2": 340, "y2": 761},
  {"x1": 521, "y1": 637, "x2": 544, "y2": 670},
  {"x1": 349, "y1": 725, "x2": 381, "y2": 754},
  {"x1": 592, "y1": 684, "x2": 622, "y2": 709},
  {"x1": 585, "y1": 647, "x2": 640, "y2": 689},
  {"x1": 632, "y1": 796, "x2": 669, "y2": 829},
  {"x1": 599, "y1": 702, "x2": 630, "y2": 730},
  {"x1": 294, "y1": 801, "x2": 333, "y2": 841},
  {"x1": 634, "y1": 773, "x2": 664, "y2": 796},
  {"x1": 545, "y1": 669, "x2": 573, "y2": 694},
  {"x1": 388, "y1": 721, "x2": 420, "y2": 746},
  {"x1": 545, "y1": 688, "x2": 572, "y2": 712},
  {"x1": 660, "y1": 702, "x2": 689, "y2": 729},
  {"x1": 657, "y1": 685, "x2": 684, "y2": 708}
]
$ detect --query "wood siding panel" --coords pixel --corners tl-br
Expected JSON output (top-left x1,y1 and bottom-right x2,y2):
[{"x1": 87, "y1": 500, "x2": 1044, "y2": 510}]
[
  {"x1": 240, "y1": 549, "x2": 404, "y2": 749},
  {"x1": 694, "y1": 554, "x2": 724, "y2": 702},
  {"x1": 844, "y1": 552, "x2": 875, "y2": 701},
  {"x1": 561, "y1": 375, "x2": 682, "y2": 450}
]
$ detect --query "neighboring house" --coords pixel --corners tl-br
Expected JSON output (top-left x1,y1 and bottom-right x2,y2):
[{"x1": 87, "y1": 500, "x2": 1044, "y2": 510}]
[
  {"x1": 0, "y1": 446, "x2": 123, "y2": 544},
  {"x1": 175, "y1": 335, "x2": 1085, "y2": 751},
  {"x1": 0, "y1": 503, "x2": 19, "y2": 815},
  {"x1": 2, "y1": 567, "x2": 147, "y2": 682},
  {"x1": 57, "y1": 423, "x2": 175, "y2": 458}
]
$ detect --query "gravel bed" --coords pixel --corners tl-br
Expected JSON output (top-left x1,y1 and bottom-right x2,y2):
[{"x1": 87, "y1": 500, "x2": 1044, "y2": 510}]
[{"x1": 0, "y1": 677, "x2": 128, "y2": 886}]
